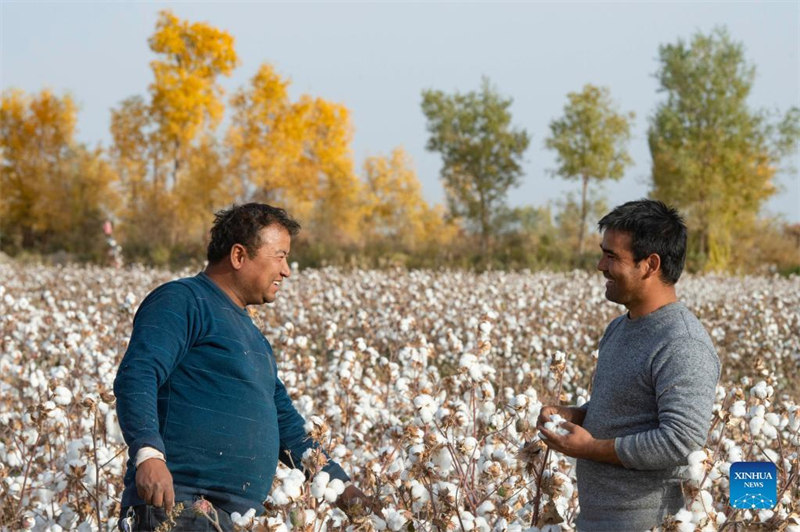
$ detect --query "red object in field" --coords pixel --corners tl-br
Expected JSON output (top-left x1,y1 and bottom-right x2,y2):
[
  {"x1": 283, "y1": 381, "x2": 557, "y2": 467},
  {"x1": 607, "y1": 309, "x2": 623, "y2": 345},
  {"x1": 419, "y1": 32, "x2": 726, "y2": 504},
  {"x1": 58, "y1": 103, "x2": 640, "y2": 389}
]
[{"x1": 103, "y1": 220, "x2": 113, "y2": 236}]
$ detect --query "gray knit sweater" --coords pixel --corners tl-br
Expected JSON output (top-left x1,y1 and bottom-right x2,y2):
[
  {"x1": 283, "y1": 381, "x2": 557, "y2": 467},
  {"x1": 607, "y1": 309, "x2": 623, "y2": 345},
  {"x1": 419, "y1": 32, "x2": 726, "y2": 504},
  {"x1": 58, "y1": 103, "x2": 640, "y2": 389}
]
[{"x1": 575, "y1": 302, "x2": 720, "y2": 531}]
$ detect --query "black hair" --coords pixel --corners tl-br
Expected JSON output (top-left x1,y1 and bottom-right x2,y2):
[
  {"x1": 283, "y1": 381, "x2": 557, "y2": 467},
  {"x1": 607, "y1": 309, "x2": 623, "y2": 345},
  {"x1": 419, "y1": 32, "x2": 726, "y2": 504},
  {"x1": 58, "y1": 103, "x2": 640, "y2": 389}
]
[
  {"x1": 598, "y1": 199, "x2": 687, "y2": 285},
  {"x1": 207, "y1": 203, "x2": 301, "y2": 264}
]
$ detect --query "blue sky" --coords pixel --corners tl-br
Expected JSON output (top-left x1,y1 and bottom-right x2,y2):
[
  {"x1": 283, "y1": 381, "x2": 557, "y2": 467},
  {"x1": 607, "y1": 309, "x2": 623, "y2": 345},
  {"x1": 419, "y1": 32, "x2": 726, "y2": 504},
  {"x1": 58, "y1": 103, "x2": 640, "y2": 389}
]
[{"x1": 2, "y1": 1, "x2": 798, "y2": 222}]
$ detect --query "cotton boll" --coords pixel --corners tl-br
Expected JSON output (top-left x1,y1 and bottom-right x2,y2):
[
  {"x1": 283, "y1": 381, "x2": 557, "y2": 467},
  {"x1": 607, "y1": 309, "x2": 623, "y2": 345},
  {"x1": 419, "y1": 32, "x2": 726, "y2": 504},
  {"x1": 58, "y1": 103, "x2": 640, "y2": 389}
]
[
  {"x1": 382, "y1": 508, "x2": 408, "y2": 531},
  {"x1": 749, "y1": 416, "x2": 764, "y2": 437},
  {"x1": 456, "y1": 511, "x2": 476, "y2": 531},
  {"x1": 105, "y1": 410, "x2": 124, "y2": 444},
  {"x1": 281, "y1": 469, "x2": 305, "y2": 500},
  {"x1": 726, "y1": 445, "x2": 743, "y2": 463},
  {"x1": 761, "y1": 422, "x2": 778, "y2": 440},
  {"x1": 789, "y1": 409, "x2": 800, "y2": 431},
  {"x1": 310, "y1": 472, "x2": 330, "y2": 499},
  {"x1": 707, "y1": 462, "x2": 723, "y2": 482},
  {"x1": 730, "y1": 400, "x2": 747, "y2": 418},
  {"x1": 270, "y1": 488, "x2": 290, "y2": 506},
  {"x1": 413, "y1": 394, "x2": 437, "y2": 424},
  {"x1": 410, "y1": 481, "x2": 430, "y2": 513},
  {"x1": 231, "y1": 509, "x2": 256, "y2": 528},
  {"x1": 762, "y1": 448, "x2": 779, "y2": 463},
  {"x1": 3, "y1": 447, "x2": 23, "y2": 468},
  {"x1": 332, "y1": 444, "x2": 348, "y2": 460},
  {"x1": 266, "y1": 517, "x2": 288, "y2": 532},
  {"x1": 407, "y1": 444, "x2": 424, "y2": 464},
  {"x1": 434, "y1": 481, "x2": 458, "y2": 506},
  {"x1": 57, "y1": 506, "x2": 78, "y2": 529},
  {"x1": 386, "y1": 455, "x2": 405, "y2": 476},
  {"x1": 690, "y1": 490, "x2": 713, "y2": 513},
  {"x1": 325, "y1": 478, "x2": 345, "y2": 503},
  {"x1": 476, "y1": 500, "x2": 495, "y2": 516},
  {"x1": 474, "y1": 516, "x2": 490, "y2": 532},
  {"x1": 673, "y1": 508, "x2": 694, "y2": 530},
  {"x1": 431, "y1": 447, "x2": 453, "y2": 474},
  {"x1": 273, "y1": 465, "x2": 289, "y2": 480},
  {"x1": 460, "y1": 437, "x2": 478, "y2": 456},
  {"x1": 543, "y1": 414, "x2": 569, "y2": 436},
  {"x1": 687, "y1": 450, "x2": 706, "y2": 467},
  {"x1": 750, "y1": 381, "x2": 773, "y2": 399},
  {"x1": 510, "y1": 394, "x2": 529, "y2": 411},
  {"x1": 369, "y1": 514, "x2": 388, "y2": 531}
]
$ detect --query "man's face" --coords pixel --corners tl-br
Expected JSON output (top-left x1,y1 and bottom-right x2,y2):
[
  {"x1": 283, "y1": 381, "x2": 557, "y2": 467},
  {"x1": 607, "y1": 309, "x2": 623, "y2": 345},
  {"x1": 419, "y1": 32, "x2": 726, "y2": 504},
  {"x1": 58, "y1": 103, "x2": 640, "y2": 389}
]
[
  {"x1": 238, "y1": 225, "x2": 291, "y2": 305},
  {"x1": 596, "y1": 229, "x2": 646, "y2": 308}
]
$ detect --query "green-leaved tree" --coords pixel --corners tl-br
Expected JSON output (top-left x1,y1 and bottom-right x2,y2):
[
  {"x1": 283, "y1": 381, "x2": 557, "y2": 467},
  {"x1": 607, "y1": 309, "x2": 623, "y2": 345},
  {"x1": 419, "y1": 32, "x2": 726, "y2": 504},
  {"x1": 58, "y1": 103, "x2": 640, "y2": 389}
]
[
  {"x1": 421, "y1": 78, "x2": 530, "y2": 256},
  {"x1": 545, "y1": 84, "x2": 634, "y2": 255},
  {"x1": 649, "y1": 28, "x2": 799, "y2": 270}
]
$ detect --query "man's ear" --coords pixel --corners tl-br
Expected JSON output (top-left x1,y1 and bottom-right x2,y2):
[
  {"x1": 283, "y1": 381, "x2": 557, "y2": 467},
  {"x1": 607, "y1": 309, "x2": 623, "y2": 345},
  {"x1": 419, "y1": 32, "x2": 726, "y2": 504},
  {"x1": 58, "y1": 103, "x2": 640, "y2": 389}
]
[
  {"x1": 230, "y1": 244, "x2": 248, "y2": 270},
  {"x1": 642, "y1": 253, "x2": 661, "y2": 280}
]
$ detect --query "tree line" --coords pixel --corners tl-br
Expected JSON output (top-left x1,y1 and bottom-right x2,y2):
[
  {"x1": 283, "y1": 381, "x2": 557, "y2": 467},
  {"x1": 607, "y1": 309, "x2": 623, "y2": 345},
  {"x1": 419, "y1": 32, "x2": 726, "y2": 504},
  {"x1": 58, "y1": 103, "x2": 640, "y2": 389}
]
[{"x1": 2, "y1": 12, "x2": 798, "y2": 272}]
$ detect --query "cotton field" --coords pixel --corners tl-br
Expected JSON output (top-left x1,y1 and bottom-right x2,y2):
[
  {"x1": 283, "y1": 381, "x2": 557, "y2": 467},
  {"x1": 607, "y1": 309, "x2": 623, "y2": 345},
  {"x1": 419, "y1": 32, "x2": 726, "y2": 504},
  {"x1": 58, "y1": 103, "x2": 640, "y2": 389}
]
[{"x1": 1, "y1": 263, "x2": 799, "y2": 531}]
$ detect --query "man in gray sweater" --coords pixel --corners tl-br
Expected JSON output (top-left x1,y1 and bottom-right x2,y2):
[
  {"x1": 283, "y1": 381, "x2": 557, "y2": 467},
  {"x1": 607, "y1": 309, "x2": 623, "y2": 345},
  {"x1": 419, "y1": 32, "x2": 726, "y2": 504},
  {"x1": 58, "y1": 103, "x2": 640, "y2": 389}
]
[{"x1": 537, "y1": 200, "x2": 720, "y2": 531}]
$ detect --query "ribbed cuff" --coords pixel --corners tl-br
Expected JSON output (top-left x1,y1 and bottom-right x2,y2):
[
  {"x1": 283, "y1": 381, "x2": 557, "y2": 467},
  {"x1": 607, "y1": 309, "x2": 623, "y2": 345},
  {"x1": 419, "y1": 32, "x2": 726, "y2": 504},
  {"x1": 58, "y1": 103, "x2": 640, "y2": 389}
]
[{"x1": 136, "y1": 446, "x2": 166, "y2": 468}]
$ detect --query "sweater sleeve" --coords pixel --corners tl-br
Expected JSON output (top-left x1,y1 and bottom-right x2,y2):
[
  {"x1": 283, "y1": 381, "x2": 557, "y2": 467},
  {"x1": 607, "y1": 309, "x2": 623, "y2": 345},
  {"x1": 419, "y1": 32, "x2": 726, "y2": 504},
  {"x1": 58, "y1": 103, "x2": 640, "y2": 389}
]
[
  {"x1": 274, "y1": 376, "x2": 350, "y2": 482},
  {"x1": 113, "y1": 283, "x2": 200, "y2": 461},
  {"x1": 615, "y1": 337, "x2": 720, "y2": 470}
]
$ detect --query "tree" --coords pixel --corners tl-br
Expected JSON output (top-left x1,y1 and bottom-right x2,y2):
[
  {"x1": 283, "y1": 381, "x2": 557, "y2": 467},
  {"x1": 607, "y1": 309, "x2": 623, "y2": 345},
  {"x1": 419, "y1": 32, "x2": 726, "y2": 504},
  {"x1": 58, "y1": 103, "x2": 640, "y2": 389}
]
[
  {"x1": 554, "y1": 192, "x2": 607, "y2": 266},
  {"x1": 545, "y1": 84, "x2": 633, "y2": 255},
  {"x1": 649, "y1": 28, "x2": 799, "y2": 270},
  {"x1": 227, "y1": 63, "x2": 361, "y2": 245},
  {"x1": 109, "y1": 10, "x2": 239, "y2": 263},
  {"x1": 493, "y1": 205, "x2": 560, "y2": 268},
  {"x1": 361, "y1": 147, "x2": 457, "y2": 258},
  {"x1": 1, "y1": 89, "x2": 117, "y2": 258},
  {"x1": 421, "y1": 78, "x2": 530, "y2": 255},
  {"x1": 148, "y1": 10, "x2": 238, "y2": 188}
]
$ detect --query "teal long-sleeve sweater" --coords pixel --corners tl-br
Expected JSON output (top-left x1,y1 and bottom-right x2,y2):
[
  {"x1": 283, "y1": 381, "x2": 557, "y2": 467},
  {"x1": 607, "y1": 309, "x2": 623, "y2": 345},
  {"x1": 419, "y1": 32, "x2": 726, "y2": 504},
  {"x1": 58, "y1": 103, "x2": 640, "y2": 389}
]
[{"x1": 114, "y1": 273, "x2": 348, "y2": 514}]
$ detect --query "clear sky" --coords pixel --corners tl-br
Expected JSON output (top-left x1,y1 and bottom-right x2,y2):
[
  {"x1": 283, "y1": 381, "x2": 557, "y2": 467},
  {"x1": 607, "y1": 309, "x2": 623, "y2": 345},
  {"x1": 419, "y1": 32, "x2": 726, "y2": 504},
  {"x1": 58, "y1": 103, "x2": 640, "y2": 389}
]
[{"x1": 2, "y1": 1, "x2": 798, "y2": 222}]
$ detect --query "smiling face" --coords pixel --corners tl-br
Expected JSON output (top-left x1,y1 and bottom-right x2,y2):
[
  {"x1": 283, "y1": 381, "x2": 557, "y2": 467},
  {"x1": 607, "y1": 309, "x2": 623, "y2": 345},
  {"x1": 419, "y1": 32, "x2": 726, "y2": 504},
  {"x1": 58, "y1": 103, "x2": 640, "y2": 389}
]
[
  {"x1": 236, "y1": 224, "x2": 292, "y2": 306},
  {"x1": 597, "y1": 229, "x2": 646, "y2": 310}
]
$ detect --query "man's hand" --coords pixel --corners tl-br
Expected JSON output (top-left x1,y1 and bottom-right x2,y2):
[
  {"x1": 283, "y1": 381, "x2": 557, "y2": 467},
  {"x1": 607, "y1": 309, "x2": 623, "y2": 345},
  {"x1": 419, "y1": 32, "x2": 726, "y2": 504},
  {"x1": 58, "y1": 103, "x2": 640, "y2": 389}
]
[
  {"x1": 136, "y1": 458, "x2": 175, "y2": 512},
  {"x1": 537, "y1": 420, "x2": 622, "y2": 466},
  {"x1": 537, "y1": 404, "x2": 586, "y2": 428},
  {"x1": 336, "y1": 484, "x2": 382, "y2": 518}
]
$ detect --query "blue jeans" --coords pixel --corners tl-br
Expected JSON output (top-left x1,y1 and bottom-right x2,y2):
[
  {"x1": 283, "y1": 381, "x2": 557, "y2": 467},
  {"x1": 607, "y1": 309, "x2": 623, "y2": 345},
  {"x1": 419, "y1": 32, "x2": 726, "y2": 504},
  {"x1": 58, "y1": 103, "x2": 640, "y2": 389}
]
[{"x1": 119, "y1": 502, "x2": 235, "y2": 531}]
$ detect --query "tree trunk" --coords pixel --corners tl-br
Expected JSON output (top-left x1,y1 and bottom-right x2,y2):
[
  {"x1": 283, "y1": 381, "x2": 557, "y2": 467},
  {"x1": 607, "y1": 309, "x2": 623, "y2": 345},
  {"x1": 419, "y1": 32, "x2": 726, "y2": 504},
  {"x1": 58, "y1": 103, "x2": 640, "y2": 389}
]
[{"x1": 480, "y1": 192, "x2": 490, "y2": 269}]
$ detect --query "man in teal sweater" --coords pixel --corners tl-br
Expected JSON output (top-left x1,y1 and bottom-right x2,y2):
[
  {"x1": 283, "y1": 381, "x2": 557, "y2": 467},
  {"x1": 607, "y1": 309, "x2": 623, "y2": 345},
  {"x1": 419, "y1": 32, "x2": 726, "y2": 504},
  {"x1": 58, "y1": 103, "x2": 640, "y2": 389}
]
[
  {"x1": 115, "y1": 204, "x2": 374, "y2": 531},
  {"x1": 538, "y1": 200, "x2": 720, "y2": 530}
]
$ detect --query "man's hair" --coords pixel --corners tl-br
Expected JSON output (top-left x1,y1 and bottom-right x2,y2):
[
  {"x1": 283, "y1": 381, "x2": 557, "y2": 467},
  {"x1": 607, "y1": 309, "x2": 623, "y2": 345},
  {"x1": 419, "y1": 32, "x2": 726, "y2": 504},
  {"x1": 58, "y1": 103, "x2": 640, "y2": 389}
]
[
  {"x1": 598, "y1": 199, "x2": 687, "y2": 285},
  {"x1": 207, "y1": 203, "x2": 301, "y2": 264}
]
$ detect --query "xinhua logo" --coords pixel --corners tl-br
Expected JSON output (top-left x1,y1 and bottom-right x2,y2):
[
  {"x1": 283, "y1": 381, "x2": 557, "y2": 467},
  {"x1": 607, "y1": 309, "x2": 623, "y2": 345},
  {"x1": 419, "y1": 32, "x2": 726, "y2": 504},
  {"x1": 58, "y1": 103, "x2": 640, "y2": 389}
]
[{"x1": 729, "y1": 461, "x2": 777, "y2": 509}]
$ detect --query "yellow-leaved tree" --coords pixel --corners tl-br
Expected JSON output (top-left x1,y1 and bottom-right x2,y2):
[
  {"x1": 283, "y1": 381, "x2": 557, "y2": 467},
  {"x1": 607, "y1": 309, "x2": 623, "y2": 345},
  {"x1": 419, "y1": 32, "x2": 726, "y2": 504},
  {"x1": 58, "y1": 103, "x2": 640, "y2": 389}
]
[
  {"x1": 361, "y1": 147, "x2": 457, "y2": 263},
  {"x1": 110, "y1": 10, "x2": 238, "y2": 264},
  {"x1": 227, "y1": 64, "x2": 361, "y2": 249},
  {"x1": 1, "y1": 89, "x2": 117, "y2": 259}
]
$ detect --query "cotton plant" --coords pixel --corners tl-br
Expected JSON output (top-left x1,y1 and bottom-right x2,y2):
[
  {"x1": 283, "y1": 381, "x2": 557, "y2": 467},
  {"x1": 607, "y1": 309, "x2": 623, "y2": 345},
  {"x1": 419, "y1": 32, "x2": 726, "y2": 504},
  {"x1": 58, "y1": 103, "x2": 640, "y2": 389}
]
[{"x1": 2, "y1": 264, "x2": 800, "y2": 530}]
